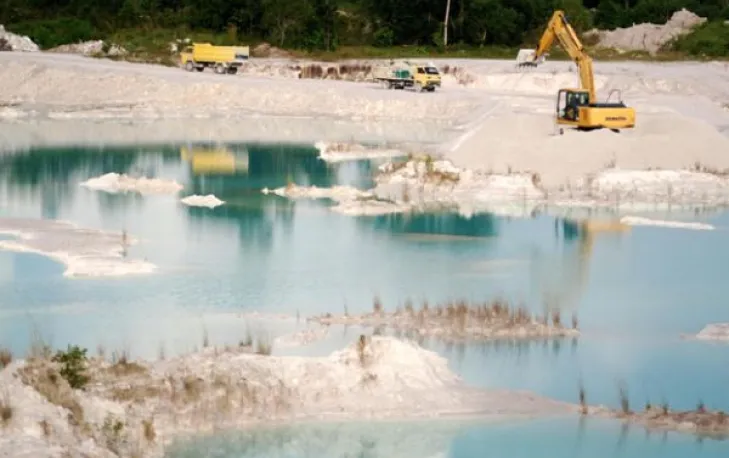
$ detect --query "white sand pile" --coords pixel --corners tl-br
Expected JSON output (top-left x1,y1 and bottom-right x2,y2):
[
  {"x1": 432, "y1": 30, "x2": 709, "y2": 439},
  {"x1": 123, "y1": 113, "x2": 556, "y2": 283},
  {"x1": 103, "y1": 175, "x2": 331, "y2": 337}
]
[
  {"x1": 0, "y1": 218, "x2": 156, "y2": 277},
  {"x1": 448, "y1": 113, "x2": 729, "y2": 189},
  {"x1": 694, "y1": 323, "x2": 729, "y2": 341},
  {"x1": 180, "y1": 194, "x2": 225, "y2": 208},
  {"x1": 315, "y1": 141, "x2": 405, "y2": 162},
  {"x1": 585, "y1": 9, "x2": 706, "y2": 54},
  {"x1": 0, "y1": 25, "x2": 40, "y2": 52},
  {"x1": 81, "y1": 173, "x2": 183, "y2": 195},
  {"x1": 48, "y1": 40, "x2": 127, "y2": 57},
  {"x1": 619, "y1": 216, "x2": 715, "y2": 230},
  {"x1": 0, "y1": 336, "x2": 571, "y2": 457}
]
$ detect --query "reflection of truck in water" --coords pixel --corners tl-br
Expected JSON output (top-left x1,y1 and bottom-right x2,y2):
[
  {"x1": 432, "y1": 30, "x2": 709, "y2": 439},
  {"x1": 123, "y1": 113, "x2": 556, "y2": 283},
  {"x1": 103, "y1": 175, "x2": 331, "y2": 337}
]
[
  {"x1": 373, "y1": 61, "x2": 442, "y2": 92},
  {"x1": 181, "y1": 146, "x2": 249, "y2": 175},
  {"x1": 179, "y1": 43, "x2": 249, "y2": 75}
]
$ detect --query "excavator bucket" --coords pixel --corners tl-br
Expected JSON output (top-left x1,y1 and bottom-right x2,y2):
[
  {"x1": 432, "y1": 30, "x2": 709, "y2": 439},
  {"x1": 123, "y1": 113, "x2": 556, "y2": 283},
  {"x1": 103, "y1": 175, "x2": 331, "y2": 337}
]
[{"x1": 515, "y1": 48, "x2": 545, "y2": 68}]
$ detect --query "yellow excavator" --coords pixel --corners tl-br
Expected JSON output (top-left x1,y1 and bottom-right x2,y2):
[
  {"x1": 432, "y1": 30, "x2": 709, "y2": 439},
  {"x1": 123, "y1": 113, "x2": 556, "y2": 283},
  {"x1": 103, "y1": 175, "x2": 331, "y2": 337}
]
[{"x1": 518, "y1": 10, "x2": 636, "y2": 132}]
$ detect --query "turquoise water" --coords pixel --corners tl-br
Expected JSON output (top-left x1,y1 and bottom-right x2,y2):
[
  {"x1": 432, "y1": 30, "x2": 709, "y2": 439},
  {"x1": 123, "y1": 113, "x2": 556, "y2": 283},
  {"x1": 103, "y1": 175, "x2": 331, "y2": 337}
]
[
  {"x1": 166, "y1": 416, "x2": 728, "y2": 458},
  {"x1": 1, "y1": 144, "x2": 728, "y2": 455}
]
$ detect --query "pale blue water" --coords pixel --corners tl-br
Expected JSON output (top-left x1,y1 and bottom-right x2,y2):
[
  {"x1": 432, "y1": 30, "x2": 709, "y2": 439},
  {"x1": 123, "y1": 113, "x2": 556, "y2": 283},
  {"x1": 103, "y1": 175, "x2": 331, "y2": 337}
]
[
  {"x1": 1, "y1": 144, "x2": 728, "y2": 456},
  {"x1": 167, "y1": 416, "x2": 729, "y2": 458}
]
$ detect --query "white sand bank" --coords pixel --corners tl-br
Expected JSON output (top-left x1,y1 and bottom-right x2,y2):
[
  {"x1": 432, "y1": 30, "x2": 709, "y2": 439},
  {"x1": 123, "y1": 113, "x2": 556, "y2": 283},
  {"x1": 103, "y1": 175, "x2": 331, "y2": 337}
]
[
  {"x1": 0, "y1": 218, "x2": 156, "y2": 277},
  {"x1": 693, "y1": 323, "x2": 729, "y2": 342},
  {"x1": 0, "y1": 53, "x2": 477, "y2": 125},
  {"x1": 619, "y1": 216, "x2": 715, "y2": 231},
  {"x1": 0, "y1": 336, "x2": 572, "y2": 458},
  {"x1": 81, "y1": 172, "x2": 183, "y2": 195},
  {"x1": 180, "y1": 194, "x2": 225, "y2": 208},
  {"x1": 263, "y1": 184, "x2": 409, "y2": 216},
  {"x1": 267, "y1": 157, "x2": 729, "y2": 218},
  {"x1": 315, "y1": 141, "x2": 405, "y2": 162}
]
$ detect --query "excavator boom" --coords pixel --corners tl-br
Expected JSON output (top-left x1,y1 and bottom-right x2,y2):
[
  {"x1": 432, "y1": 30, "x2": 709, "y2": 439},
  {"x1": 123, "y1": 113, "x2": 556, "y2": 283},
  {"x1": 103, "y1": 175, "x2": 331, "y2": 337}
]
[
  {"x1": 531, "y1": 11, "x2": 596, "y2": 103},
  {"x1": 519, "y1": 10, "x2": 636, "y2": 131}
]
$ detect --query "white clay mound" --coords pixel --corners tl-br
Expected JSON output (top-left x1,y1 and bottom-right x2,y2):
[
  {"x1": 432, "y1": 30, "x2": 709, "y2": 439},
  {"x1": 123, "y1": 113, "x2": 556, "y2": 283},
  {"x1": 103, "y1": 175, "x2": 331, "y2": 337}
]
[
  {"x1": 180, "y1": 194, "x2": 225, "y2": 208},
  {"x1": 81, "y1": 173, "x2": 183, "y2": 195}
]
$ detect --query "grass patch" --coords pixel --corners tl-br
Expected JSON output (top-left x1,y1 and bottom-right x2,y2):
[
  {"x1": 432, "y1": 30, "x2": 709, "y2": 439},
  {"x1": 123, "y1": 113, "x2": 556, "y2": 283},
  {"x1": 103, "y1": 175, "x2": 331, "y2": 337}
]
[
  {"x1": 0, "y1": 390, "x2": 12, "y2": 426},
  {"x1": 0, "y1": 348, "x2": 12, "y2": 369},
  {"x1": 19, "y1": 363, "x2": 85, "y2": 424},
  {"x1": 255, "y1": 334, "x2": 273, "y2": 356},
  {"x1": 142, "y1": 418, "x2": 156, "y2": 443}
]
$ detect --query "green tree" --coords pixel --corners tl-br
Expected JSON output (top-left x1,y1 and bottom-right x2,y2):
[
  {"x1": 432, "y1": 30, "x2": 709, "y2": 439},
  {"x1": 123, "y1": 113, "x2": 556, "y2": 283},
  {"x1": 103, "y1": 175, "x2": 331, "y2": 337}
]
[{"x1": 261, "y1": 0, "x2": 312, "y2": 47}]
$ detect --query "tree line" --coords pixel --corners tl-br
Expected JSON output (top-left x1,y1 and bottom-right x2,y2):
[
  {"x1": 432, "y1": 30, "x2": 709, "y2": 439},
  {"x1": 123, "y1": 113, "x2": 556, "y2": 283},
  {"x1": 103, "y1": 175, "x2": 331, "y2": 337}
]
[{"x1": 1, "y1": 0, "x2": 728, "y2": 51}]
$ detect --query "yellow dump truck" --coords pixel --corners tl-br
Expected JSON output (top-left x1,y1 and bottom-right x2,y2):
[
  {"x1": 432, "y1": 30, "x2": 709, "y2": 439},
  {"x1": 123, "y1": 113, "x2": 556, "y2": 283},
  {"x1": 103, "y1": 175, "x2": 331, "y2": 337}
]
[
  {"x1": 180, "y1": 43, "x2": 250, "y2": 75},
  {"x1": 373, "y1": 61, "x2": 442, "y2": 92}
]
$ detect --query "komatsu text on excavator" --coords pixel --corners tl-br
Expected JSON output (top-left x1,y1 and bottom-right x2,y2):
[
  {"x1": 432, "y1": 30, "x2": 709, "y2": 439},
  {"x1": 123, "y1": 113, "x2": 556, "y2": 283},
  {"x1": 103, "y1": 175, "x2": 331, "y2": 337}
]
[{"x1": 518, "y1": 10, "x2": 636, "y2": 132}]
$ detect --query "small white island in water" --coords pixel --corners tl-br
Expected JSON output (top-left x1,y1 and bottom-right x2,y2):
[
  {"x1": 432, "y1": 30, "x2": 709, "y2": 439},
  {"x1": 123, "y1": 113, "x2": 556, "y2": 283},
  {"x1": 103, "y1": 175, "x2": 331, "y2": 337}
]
[{"x1": 180, "y1": 194, "x2": 225, "y2": 208}]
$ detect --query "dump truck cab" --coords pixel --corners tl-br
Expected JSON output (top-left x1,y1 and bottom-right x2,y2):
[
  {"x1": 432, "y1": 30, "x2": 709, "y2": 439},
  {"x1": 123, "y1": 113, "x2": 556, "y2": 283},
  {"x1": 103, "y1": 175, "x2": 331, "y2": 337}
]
[{"x1": 412, "y1": 65, "x2": 441, "y2": 91}]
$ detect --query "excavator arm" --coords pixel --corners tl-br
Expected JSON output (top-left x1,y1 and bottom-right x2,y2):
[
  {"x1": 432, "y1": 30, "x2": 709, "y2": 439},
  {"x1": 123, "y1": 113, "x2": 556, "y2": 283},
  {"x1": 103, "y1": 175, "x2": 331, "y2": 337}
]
[{"x1": 528, "y1": 10, "x2": 596, "y2": 104}]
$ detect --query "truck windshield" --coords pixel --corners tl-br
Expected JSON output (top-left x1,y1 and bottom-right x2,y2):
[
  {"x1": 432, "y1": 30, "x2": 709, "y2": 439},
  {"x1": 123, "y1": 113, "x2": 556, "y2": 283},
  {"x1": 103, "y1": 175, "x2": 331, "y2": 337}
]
[{"x1": 424, "y1": 67, "x2": 439, "y2": 75}]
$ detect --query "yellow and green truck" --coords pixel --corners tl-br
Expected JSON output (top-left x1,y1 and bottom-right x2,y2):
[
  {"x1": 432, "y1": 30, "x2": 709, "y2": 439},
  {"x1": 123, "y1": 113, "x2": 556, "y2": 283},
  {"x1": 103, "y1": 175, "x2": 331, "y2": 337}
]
[
  {"x1": 372, "y1": 61, "x2": 442, "y2": 92},
  {"x1": 180, "y1": 43, "x2": 250, "y2": 75}
]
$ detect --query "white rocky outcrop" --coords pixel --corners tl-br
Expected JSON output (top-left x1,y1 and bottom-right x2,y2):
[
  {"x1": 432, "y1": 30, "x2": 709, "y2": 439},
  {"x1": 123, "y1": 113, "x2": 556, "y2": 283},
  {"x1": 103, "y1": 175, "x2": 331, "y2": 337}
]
[
  {"x1": 0, "y1": 24, "x2": 40, "y2": 52},
  {"x1": 584, "y1": 9, "x2": 706, "y2": 54}
]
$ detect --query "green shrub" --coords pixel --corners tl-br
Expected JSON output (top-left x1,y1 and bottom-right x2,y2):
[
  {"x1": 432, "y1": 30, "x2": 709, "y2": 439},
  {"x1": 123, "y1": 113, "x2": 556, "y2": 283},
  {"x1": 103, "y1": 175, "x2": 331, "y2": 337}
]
[
  {"x1": 671, "y1": 21, "x2": 729, "y2": 58},
  {"x1": 8, "y1": 18, "x2": 98, "y2": 49},
  {"x1": 52, "y1": 345, "x2": 90, "y2": 390}
]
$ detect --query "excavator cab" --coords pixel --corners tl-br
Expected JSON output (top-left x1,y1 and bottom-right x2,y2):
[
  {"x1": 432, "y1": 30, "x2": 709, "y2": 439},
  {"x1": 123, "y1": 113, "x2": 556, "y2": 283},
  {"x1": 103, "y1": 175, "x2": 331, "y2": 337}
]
[{"x1": 557, "y1": 89, "x2": 590, "y2": 122}]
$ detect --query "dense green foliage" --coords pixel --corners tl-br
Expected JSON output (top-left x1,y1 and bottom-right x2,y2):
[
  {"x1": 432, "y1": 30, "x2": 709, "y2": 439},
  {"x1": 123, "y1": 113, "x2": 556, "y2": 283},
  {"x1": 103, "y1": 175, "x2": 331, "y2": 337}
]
[
  {"x1": 52, "y1": 345, "x2": 90, "y2": 390},
  {"x1": 671, "y1": 20, "x2": 729, "y2": 56},
  {"x1": 1, "y1": 0, "x2": 728, "y2": 54}
]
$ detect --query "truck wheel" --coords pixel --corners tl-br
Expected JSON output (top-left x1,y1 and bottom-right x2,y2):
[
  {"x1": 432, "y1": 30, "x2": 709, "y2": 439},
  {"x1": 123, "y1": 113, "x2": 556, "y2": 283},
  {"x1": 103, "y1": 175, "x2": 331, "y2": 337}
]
[
  {"x1": 195, "y1": 67, "x2": 204, "y2": 72},
  {"x1": 227, "y1": 67, "x2": 238, "y2": 75},
  {"x1": 184, "y1": 61, "x2": 194, "y2": 72},
  {"x1": 214, "y1": 64, "x2": 225, "y2": 74}
]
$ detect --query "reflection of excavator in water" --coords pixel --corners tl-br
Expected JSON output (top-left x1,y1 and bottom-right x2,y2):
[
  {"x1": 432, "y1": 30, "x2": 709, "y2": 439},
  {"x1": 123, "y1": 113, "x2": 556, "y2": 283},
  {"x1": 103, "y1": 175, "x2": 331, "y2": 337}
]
[
  {"x1": 517, "y1": 10, "x2": 636, "y2": 132},
  {"x1": 540, "y1": 217, "x2": 631, "y2": 312},
  {"x1": 180, "y1": 146, "x2": 249, "y2": 175}
]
